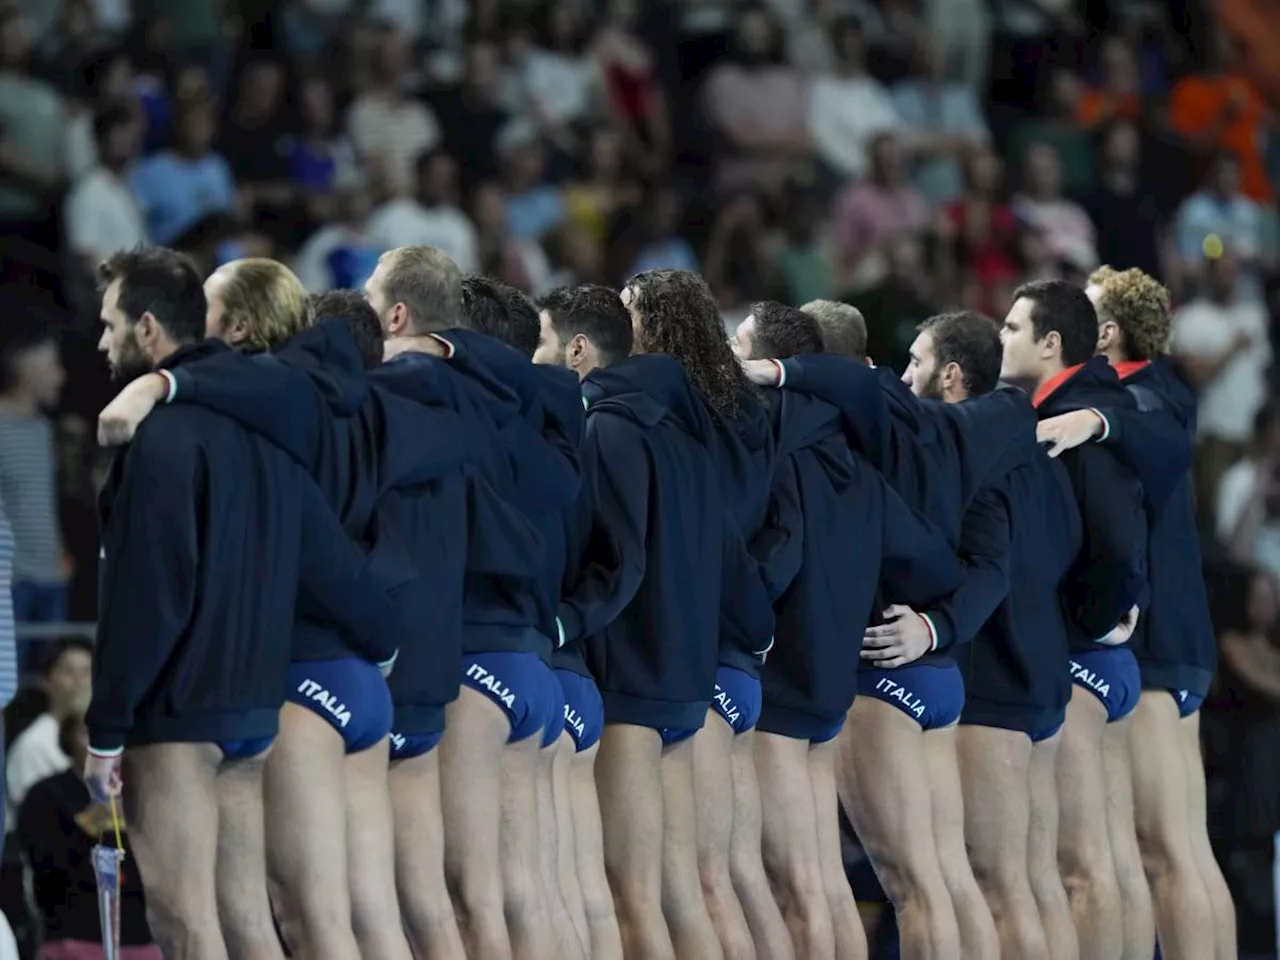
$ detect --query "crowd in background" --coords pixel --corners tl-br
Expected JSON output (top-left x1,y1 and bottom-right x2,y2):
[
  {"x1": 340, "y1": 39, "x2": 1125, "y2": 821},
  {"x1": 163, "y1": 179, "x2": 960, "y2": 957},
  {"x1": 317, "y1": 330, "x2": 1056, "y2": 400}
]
[{"x1": 0, "y1": 0, "x2": 1279, "y2": 956}]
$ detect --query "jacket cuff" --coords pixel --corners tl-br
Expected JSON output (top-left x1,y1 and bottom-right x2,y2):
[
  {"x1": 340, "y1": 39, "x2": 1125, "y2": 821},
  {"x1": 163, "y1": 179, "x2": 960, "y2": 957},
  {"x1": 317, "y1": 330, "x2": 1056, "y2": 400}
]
[
  {"x1": 169, "y1": 366, "x2": 196, "y2": 402},
  {"x1": 1088, "y1": 408, "x2": 1111, "y2": 442},
  {"x1": 556, "y1": 604, "x2": 582, "y2": 647},
  {"x1": 769, "y1": 358, "x2": 786, "y2": 387},
  {"x1": 88, "y1": 737, "x2": 125, "y2": 757},
  {"x1": 919, "y1": 612, "x2": 942, "y2": 652},
  {"x1": 157, "y1": 369, "x2": 178, "y2": 403}
]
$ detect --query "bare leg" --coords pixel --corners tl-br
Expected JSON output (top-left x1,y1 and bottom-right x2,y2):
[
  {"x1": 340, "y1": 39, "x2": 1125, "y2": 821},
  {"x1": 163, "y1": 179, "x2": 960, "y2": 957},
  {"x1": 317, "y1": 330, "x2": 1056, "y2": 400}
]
[
  {"x1": 345, "y1": 739, "x2": 414, "y2": 960},
  {"x1": 571, "y1": 742, "x2": 624, "y2": 960},
  {"x1": 534, "y1": 736, "x2": 586, "y2": 958},
  {"x1": 1127, "y1": 694, "x2": 1210, "y2": 959},
  {"x1": 215, "y1": 752, "x2": 285, "y2": 960},
  {"x1": 662, "y1": 735, "x2": 726, "y2": 960},
  {"x1": 1056, "y1": 688, "x2": 1123, "y2": 960},
  {"x1": 835, "y1": 698, "x2": 961, "y2": 960},
  {"x1": 440, "y1": 688, "x2": 513, "y2": 960},
  {"x1": 923, "y1": 725, "x2": 999, "y2": 960},
  {"x1": 1101, "y1": 713, "x2": 1156, "y2": 960},
  {"x1": 1179, "y1": 711, "x2": 1236, "y2": 960},
  {"x1": 809, "y1": 741, "x2": 867, "y2": 960},
  {"x1": 123, "y1": 742, "x2": 228, "y2": 960},
  {"x1": 729, "y1": 730, "x2": 795, "y2": 960},
  {"x1": 554, "y1": 733, "x2": 591, "y2": 953},
  {"x1": 956, "y1": 724, "x2": 1050, "y2": 960},
  {"x1": 692, "y1": 714, "x2": 755, "y2": 959},
  {"x1": 596, "y1": 723, "x2": 674, "y2": 960},
  {"x1": 265, "y1": 704, "x2": 362, "y2": 960},
  {"x1": 388, "y1": 749, "x2": 465, "y2": 960},
  {"x1": 500, "y1": 731, "x2": 559, "y2": 960},
  {"x1": 1029, "y1": 732, "x2": 1079, "y2": 960}
]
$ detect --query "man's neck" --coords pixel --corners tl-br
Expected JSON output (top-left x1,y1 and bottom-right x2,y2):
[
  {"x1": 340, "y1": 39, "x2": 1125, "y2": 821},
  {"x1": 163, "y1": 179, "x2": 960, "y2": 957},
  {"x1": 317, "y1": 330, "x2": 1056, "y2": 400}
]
[
  {"x1": 1101, "y1": 345, "x2": 1127, "y2": 366},
  {"x1": 383, "y1": 333, "x2": 450, "y2": 361},
  {"x1": 1032, "y1": 361, "x2": 1067, "y2": 396},
  {"x1": 0, "y1": 392, "x2": 36, "y2": 417}
]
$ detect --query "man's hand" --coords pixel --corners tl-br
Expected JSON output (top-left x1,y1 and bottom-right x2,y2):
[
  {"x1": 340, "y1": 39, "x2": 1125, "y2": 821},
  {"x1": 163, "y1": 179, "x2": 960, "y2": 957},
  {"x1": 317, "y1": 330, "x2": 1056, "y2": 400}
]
[
  {"x1": 84, "y1": 752, "x2": 122, "y2": 804},
  {"x1": 741, "y1": 358, "x2": 782, "y2": 387},
  {"x1": 862, "y1": 605, "x2": 934, "y2": 669},
  {"x1": 98, "y1": 374, "x2": 167, "y2": 446},
  {"x1": 1099, "y1": 605, "x2": 1140, "y2": 646},
  {"x1": 1037, "y1": 408, "x2": 1104, "y2": 458}
]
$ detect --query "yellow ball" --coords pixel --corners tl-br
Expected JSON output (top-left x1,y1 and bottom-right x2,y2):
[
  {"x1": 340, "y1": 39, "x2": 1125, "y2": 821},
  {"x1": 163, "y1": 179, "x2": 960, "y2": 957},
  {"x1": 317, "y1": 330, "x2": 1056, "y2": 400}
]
[{"x1": 1203, "y1": 233, "x2": 1224, "y2": 259}]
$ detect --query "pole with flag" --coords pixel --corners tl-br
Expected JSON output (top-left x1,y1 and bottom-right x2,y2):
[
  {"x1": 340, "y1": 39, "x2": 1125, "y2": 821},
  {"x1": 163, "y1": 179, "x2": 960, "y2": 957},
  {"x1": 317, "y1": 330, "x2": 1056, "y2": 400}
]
[{"x1": 91, "y1": 794, "x2": 125, "y2": 960}]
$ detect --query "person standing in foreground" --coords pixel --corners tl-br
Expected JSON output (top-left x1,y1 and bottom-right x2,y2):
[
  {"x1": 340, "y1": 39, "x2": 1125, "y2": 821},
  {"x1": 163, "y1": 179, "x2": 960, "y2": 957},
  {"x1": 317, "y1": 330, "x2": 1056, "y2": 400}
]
[{"x1": 87, "y1": 247, "x2": 411, "y2": 960}]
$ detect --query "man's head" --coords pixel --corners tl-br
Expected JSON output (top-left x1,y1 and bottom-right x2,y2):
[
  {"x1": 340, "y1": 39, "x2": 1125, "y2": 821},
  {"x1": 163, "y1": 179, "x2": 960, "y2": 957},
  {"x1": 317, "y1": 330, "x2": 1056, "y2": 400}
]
[
  {"x1": 1208, "y1": 150, "x2": 1242, "y2": 198},
  {"x1": 0, "y1": 319, "x2": 64, "y2": 409},
  {"x1": 621, "y1": 268, "x2": 754, "y2": 418},
  {"x1": 1000, "y1": 279, "x2": 1099, "y2": 387},
  {"x1": 734, "y1": 301, "x2": 824, "y2": 361},
  {"x1": 461, "y1": 275, "x2": 540, "y2": 358},
  {"x1": 97, "y1": 246, "x2": 206, "y2": 382},
  {"x1": 799, "y1": 299, "x2": 867, "y2": 359},
  {"x1": 365, "y1": 246, "x2": 463, "y2": 339},
  {"x1": 42, "y1": 638, "x2": 92, "y2": 718},
  {"x1": 1086, "y1": 266, "x2": 1171, "y2": 362},
  {"x1": 904, "y1": 311, "x2": 1001, "y2": 402},
  {"x1": 310, "y1": 289, "x2": 383, "y2": 369},
  {"x1": 535, "y1": 284, "x2": 634, "y2": 378},
  {"x1": 205, "y1": 259, "x2": 309, "y2": 352},
  {"x1": 92, "y1": 102, "x2": 140, "y2": 173}
]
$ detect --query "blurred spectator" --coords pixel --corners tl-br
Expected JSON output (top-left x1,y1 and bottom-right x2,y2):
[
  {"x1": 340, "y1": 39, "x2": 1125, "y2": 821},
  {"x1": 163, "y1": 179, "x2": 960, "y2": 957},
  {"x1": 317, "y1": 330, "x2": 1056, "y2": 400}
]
[
  {"x1": 63, "y1": 103, "x2": 147, "y2": 276},
  {"x1": 61, "y1": 48, "x2": 138, "y2": 182},
  {"x1": 1007, "y1": 69, "x2": 1096, "y2": 199},
  {"x1": 1011, "y1": 142, "x2": 1098, "y2": 274},
  {"x1": 285, "y1": 75, "x2": 359, "y2": 224},
  {"x1": 0, "y1": 12, "x2": 66, "y2": 239},
  {"x1": 6, "y1": 639, "x2": 91, "y2": 827},
  {"x1": 892, "y1": 35, "x2": 989, "y2": 205},
  {"x1": 1169, "y1": 28, "x2": 1273, "y2": 204},
  {"x1": 218, "y1": 59, "x2": 293, "y2": 215},
  {"x1": 773, "y1": 182, "x2": 834, "y2": 306},
  {"x1": 128, "y1": 97, "x2": 236, "y2": 247},
  {"x1": 368, "y1": 148, "x2": 478, "y2": 273},
  {"x1": 0, "y1": 323, "x2": 66, "y2": 626},
  {"x1": 779, "y1": 0, "x2": 881, "y2": 75},
  {"x1": 921, "y1": 0, "x2": 989, "y2": 92},
  {"x1": 1075, "y1": 34, "x2": 1144, "y2": 129},
  {"x1": 433, "y1": 43, "x2": 513, "y2": 193},
  {"x1": 990, "y1": 0, "x2": 1083, "y2": 112},
  {"x1": 19, "y1": 712, "x2": 159, "y2": 960},
  {"x1": 702, "y1": 5, "x2": 809, "y2": 195},
  {"x1": 1218, "y1": 404, "x2": 1280, "y2": 575},
  {"x1": 807, "y1": 15, "x2": 898, "y2": 183},
  {"x1": 593, "y1": 0, "x2": 670, "y2": 167},
  {"x1": 624, "y1": 185, "x2": 698, "y2": 278},
  {"x1": 1175, "y1": 151, "x2": 1271, "y2": 301},
  {"x1": 1085, "y1": 120, "x2": 1162, "y2": 279},
  {"x1": 704, "y1": 192, "x2": 779, "y2": 327},
  {"x1": 563, "y1": 126, "x2": 641, "y2": 248},
  {"x1": 472, "y1": 180, "x2": 554, "y2": 295},
  {"x1": 294, "y1": 183, "x2": 382, "y2": 294},
  {"x1": 853, "y1": 232, "x2": 939, "y2": 372},
  {"x1": 37, "y1": 0, "x2": 103, "y2": 95},
  {"x1": 832, "y1": 132, "x2": 929, "y2": 288},
  {"x1": 940, "y1": 149, "x2": 1019, "y2": 316},
  {"x1": 500, "y1": 133, "x2": 567, "y2": 243},
  {"x1": 1172, "y1": 251, "x2": 1272, "y2": 519},
  {"x1": 145, "y1": 0, "x2": 222, "y2": 79},
  {"x1": 346, "y1": 24, "x2": 440, "y2": 195}
]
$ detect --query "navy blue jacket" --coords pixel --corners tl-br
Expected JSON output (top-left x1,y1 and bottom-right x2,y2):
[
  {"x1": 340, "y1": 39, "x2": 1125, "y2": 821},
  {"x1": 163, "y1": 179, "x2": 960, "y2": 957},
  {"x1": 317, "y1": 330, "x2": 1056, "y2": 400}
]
[
  {"x1": 559, "y1": 354, "x2": 724, "y2": 729},
  {"x1": 1097, "y1": 359, "x2": 1216, "y2": 694},
  {"x1": 89, "y1": 342, "x2": 409, "y2": 752},
  {"x1": 167, "y1": 323, "x2": 473, "y2": 662},
  {"x1": 760, "y1": 391, "x2": 965, "y2": 736},
  {"x1": 1033, "y1": 357, "x2": 1149, "y2": 649}
]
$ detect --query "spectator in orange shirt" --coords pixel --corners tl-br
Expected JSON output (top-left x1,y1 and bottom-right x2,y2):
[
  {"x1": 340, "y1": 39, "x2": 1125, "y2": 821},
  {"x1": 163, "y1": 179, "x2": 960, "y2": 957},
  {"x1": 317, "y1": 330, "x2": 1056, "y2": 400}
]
[
  {"x1": 1169, "y1": 29, "x2": 1273, "y2": 204},
  {"x1": 1075, "y1": 35, "x2": 1144, "y2": 129}
]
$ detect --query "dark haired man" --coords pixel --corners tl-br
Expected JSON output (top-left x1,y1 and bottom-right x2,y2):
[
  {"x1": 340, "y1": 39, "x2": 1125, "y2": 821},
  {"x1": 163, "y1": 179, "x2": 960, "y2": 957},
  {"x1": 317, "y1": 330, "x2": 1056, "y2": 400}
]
[
  {"x1": 87, "y1": 246, "x2": 412, "y2": 960},
  {"x1": 462, "y1": 275, "x2": 541, "y2": 359},
  {"x1": 999, "y1": 278, "x2": 1151, "y2": 960},
  {"x1": 309, "y1": 289, "x2": 385, "y2": 369}
]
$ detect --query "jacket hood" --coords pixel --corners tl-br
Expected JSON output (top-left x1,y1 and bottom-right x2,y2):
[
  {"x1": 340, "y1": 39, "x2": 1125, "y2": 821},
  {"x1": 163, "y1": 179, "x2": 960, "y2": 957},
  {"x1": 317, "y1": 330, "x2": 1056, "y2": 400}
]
[
  {"x1": 583, "y1": 354, "x2": 718, "y2": 448},
  {"x1": 1034, "y1": 355, "x2": 1131, "y2": 418},
  {"x1": 1120, "y1": 357, "x2": 1197, "y2": 434},
  {"x1": 278, "y1": 320, "x2": 369, "y2": 416}
]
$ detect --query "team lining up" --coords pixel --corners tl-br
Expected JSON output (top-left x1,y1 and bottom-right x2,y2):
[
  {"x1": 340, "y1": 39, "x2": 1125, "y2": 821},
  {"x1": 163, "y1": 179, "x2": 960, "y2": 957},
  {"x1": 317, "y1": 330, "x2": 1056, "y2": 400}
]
[{"x1": 83, "y1": 246, "x2": 1232, "y2": 960}]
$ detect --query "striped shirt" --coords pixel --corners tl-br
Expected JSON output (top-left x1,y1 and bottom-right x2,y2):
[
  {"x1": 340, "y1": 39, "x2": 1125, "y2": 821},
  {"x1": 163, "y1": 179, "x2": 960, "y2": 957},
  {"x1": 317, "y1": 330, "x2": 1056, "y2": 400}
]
[
  {"x1": 0, "y1": 500, "x2": 18, "y2": 708},
  {"x1": 0, "y1": 414, "x2": 62, "y2": 582}
]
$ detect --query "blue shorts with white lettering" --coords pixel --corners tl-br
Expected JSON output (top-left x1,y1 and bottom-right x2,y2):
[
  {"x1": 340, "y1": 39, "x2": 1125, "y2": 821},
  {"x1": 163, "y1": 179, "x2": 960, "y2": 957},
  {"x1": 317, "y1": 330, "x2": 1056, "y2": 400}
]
[
  {"x1": 541, "y1": 667, "x2": 565, "y2": 748},
  {"x1": 857, "y1": 663, "x2": 965, "y2": 731},
  {"x1": 285, "y1": 657, "x2": 393, "y2": 753},
  {"x1": 556, "y1": 669, "x2": 604, "y2": 752},
  {"x1": 390, "y1": 730, "x2": 443, "y2": 761},
  {"x1": 1070, "y1": 647, "x2": 1141, "y2": 723},
  {"x1": 711, "y1": 666, "x2": 762, "y2": 734},
  {"x1": 1030, "y1": 705, "x2": 1066, "y2": 743},
  {"x1": 1170, "y1": 688, "x2": 1205, "y2": 719},
  {"x1": 810, "y1": 715, "x2": 845, "y2": 745},
  {"x1": 219, "y1": 736, "x2": 274, "y2": 760},
  {"x1": 461, "y1": 651, "x2": 559, "y2": 745}
]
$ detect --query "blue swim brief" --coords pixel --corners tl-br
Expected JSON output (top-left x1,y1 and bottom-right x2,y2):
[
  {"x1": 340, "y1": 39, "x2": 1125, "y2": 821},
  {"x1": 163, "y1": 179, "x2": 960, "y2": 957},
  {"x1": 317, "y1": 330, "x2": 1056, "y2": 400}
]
[
  {"x1": 659, "y1": 725, "x2": 701, "y2": 746},
  {"x1": 541, "y1": 666, "x2": 566, "y2": 748},
  {"x1": 390, "y1": 730, "x2": 443, "y2": 761},
  {"x1": 461, "y1": 651, "x2": 559, "y2": 745},
  {"x1": 711, "y1": 666, "x2": 763, "y2": 734},
  {"x1": 219, "y1": 736, "x2": 275, "y2": 760},
  {"x1": 857, "y1": 663, "x2": 965, "y2": 731},
  {"x1": 1069, "y1": 647, "x2": 1141, "y2": 723},
  {"x1": 1029, "y1": 705, "x2": 1066, "y2": 743},
  {"x1": 810, "y1": 715, "x2": 846, "y2": 745},
  {"x1": 286, "y1": 656, "x2": 393, "y2": 753},
  {"x1": 556, "y1": 669, "x2": 604, "y2": 752}
]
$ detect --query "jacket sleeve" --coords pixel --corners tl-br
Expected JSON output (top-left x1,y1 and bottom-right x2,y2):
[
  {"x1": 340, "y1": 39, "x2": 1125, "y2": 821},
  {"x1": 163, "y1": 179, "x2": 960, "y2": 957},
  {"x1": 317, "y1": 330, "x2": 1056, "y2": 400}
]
[
  {"x1": 168, "y1": 353, "x2": 322, "y2": 469},
  {"x1": 943, "y1": 388, "x2": 1040, "y2": 501},
  {"x1": 920, "y1": 483, "x2": 1012, "y2": 651},
  {"x1": 878, "y1": 482, "x2": 965, "y2": 610},
  {"x1": 777, "y1": 355, "x2": 891, "y2": 470},
  {"x1": 749, "y1": 455, "x2": 805, "y2": 601},
  {"x1": 1060, "y1": 445, "x2": 1150, "y2": 640},
  {"x1": 1090, "y1": 405, "x2": 1192, "y2": 516},
  {"x1": 87, "y1": 424, "x2": 201, "y2": 755},
  {"x1": 719, "y1": 515, "x2": 777, "y2": 661},
  {"x1": 557, "y1": 412, "x2": 649, "y2": 644}
]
